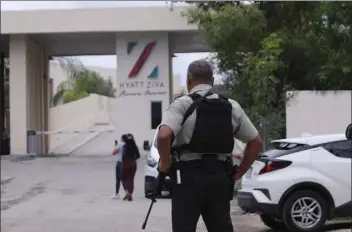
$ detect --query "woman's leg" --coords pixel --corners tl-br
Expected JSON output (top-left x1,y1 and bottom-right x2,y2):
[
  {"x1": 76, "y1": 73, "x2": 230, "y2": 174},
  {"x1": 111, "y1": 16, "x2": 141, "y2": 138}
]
[
  {"x1": 115, "y1": 161, "x2": 122, "y2": 194},
  {"x1": 121, "y1": 161, "x2": 127, "y2": 189},
  {"x1": 129, "y1": 161, "x2": 137, "y2": 195},
  {"x1": 121, "y1": 161, "x2": 131, "y2": 200}
]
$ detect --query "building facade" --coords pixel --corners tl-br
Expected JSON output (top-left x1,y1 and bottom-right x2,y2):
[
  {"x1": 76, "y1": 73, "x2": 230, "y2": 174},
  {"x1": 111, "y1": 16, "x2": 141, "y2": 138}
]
[{"x1": 0, "y1": 6, "x2": 205, "y2": 154}]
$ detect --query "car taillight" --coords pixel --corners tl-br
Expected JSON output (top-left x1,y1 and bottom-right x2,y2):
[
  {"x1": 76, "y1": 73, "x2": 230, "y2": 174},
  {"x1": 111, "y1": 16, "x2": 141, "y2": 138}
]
[{"x1": 259, "y1": 160, "x2": 292, "y2": 175}]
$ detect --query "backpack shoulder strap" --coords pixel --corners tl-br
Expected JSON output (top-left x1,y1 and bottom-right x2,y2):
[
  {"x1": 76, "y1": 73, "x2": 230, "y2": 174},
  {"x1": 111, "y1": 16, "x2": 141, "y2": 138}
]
[
  {"x1": 218, "y1": 94, "x2": 228, "y2": 101},
  {"x1": 181, "y1": 90, "x2": 213, "y2": 126}
]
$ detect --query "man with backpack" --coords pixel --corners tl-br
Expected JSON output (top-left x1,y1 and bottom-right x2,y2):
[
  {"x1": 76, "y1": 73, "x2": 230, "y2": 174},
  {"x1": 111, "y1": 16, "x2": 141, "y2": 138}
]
[{"x1": 157, "y1": 60, "x2": 262, "y2": 232}]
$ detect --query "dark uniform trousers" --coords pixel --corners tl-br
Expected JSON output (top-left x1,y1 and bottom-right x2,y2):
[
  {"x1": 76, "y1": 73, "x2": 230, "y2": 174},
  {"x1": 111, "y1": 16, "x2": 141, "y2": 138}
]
[{"x1": 171, "y1": 155, "x2": 234, "y2": 232}]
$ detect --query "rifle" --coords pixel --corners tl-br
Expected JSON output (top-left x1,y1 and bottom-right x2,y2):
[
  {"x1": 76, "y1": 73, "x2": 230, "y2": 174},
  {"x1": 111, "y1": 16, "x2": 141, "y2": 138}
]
[{"x1": 141, "y1": 171, "x2": 167, "y2": 230}]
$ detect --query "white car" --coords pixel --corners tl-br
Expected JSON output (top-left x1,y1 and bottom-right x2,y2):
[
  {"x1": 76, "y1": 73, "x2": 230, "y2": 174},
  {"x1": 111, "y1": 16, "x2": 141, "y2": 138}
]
[
  {"x1": 144, "y1": 126, "x2": 172, "y2": 198},
  {"x1": 144, "y1": 125, "x2": 244, "y2": 198},
  {"x1": 238, "y1": 131, "x2": 352, "y2": 232}
]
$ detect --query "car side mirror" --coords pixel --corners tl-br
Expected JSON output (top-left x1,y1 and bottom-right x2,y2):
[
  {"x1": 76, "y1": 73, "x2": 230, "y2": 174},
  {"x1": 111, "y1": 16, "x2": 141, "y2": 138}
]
[
  {"x1": 346, "y1": 124, "x2": 352, "y2": 140},
  {"x1": 143, "y1": 140, "x2": 150, "y2": 151}
]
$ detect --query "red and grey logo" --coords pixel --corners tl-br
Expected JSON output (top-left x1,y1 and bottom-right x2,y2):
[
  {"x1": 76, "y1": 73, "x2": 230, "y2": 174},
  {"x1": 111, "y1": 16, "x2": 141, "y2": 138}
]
[{"x1": 127, "y1": 41, "x2": 158, "y2": 79}]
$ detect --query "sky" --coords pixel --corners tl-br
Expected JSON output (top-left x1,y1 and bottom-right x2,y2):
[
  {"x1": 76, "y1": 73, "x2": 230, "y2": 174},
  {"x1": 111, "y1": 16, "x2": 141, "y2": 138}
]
[{"x1": 1, "y1": 1, "x2": 212, "y2": 86}]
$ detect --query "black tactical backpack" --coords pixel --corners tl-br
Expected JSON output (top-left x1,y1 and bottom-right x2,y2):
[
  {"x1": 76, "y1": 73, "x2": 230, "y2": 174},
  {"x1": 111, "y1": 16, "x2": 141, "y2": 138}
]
[{"x1": 175, "y1": 91, "x2": 234, "y2": 154}]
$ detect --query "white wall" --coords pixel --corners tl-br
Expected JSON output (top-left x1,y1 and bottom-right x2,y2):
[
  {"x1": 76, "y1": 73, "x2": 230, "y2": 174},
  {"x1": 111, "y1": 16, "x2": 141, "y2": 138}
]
[
  {"x1": 1, "y1": 7, "x2": 197, "y2": 34},
  {"x1": 48, "y1": 94, "x2": 114, "y2": 152},
  {"x1": 286, "y1": 90, "x2": 352, "y2": 138},
  {"x1": 115, "y1": 32, "x2": 171, "y2": 147}
]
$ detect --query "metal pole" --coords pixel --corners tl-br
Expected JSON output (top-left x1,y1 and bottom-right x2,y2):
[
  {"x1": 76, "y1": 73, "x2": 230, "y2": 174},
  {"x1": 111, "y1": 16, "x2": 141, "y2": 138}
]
[{"x1": 0, "y1": 52, "x2": 5, "y2": 155}]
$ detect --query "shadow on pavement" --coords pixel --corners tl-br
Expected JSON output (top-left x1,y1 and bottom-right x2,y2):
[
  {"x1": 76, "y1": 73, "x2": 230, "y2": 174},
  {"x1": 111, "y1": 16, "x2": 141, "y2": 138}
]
[
  {"x1": 260, "y1": 221, "x2": 352, "y2": 232},
  {"x1": 324, "y1": 221, "x2": 352, "y2": 231}
]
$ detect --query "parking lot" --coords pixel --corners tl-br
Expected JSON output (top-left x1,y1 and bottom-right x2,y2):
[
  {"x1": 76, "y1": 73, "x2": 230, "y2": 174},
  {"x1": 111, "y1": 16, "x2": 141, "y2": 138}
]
[{"x1": 1, "y1": 153, "x2": 351, "y2": 232}]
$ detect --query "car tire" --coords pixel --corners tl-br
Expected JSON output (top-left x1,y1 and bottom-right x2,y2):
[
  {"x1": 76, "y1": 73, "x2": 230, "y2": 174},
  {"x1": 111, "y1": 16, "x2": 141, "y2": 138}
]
[
  {"x1": 282, "y1": 190, "x2": 328, "y2": 232},
  {"x1": 260, "y1": 214, "x2": 286, "y2": 230}
]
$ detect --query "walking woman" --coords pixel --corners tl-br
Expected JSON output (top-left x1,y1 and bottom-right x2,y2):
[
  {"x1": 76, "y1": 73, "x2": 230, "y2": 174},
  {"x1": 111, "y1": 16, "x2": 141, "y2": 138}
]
[
  {"x1": 121, "y1": 134, "x2": 140, "y2": 201},
  {"x1": 112, "y1": 139, "x2": 124, "y2": 199}
]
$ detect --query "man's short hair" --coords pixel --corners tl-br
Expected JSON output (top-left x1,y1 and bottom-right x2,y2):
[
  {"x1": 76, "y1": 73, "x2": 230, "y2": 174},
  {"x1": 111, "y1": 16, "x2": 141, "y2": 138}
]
[{"x1": 187, "y1": 59, "x2": 213, "y2": 82}]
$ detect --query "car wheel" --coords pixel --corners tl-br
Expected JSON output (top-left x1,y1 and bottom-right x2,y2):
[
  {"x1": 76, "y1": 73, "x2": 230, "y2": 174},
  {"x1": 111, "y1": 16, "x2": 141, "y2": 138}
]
[
  {"x1": 260, "y1": 214, "x2": 286, "y2": 230},
  {"x1": 282, "y1": 190, "x2": 328, "y2": 232}
]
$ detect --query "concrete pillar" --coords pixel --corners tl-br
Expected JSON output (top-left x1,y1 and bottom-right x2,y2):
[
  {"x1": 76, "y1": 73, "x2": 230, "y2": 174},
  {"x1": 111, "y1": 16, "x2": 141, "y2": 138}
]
[
  {"x1": 9, "y1": 35, "x2": 49, "y2": 155},
  {"x1": 115, "y1": 32, "x2": 172, "y2": 146}
]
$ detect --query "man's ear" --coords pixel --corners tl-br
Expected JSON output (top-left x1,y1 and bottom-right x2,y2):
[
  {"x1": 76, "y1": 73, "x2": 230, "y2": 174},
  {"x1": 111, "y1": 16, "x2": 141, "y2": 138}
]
[{"x1": 187, "y1": 76, "x2": 192, "y2": 86}]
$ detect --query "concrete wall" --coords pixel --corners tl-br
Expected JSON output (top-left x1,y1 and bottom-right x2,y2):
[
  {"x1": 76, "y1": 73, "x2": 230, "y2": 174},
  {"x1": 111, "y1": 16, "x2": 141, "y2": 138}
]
[
  {"x1": 48, "y1": 94, "x2": 114, "y2": 153},
  {"x1": 1, "y1": 7, "x2": 197, "y2": 34},
  {"x1": 286, "y1": 90, "x2": 352, "y2": 138},
  {"x1": 115, "y1": 32, "x2": 171, "y2": 147}
]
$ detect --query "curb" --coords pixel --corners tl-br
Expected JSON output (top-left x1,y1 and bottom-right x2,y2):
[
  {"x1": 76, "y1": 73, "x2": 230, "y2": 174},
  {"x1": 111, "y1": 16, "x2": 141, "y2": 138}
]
[
  {"x1": 1, "y1": 154, "x2": 37, "y2": 162},
  {"x1": 1, "y1": 154, "x2": 70, "y2": 162}
]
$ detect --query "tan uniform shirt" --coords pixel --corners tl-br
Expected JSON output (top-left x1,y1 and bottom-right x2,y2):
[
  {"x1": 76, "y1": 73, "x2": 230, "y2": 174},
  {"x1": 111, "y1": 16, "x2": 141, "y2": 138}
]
[{"x1": 161, "y1": 84, "x2": 258, "y2": 161}]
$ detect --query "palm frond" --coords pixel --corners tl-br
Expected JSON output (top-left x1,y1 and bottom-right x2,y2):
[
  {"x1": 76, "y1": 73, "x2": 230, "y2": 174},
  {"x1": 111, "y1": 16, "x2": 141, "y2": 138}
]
[
  {"x1": 54, "y1": 57, "x2": 88, "y2": 81},
  {"x1": 52, "y1": 89, "x2": 65, "y2": 106}
]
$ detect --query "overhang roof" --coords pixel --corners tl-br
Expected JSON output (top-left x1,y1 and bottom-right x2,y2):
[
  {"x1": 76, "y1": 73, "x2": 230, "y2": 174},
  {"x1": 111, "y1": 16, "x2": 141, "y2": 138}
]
[{"x1": 0, "y1": 6, "x2": 209, "y2": 56}]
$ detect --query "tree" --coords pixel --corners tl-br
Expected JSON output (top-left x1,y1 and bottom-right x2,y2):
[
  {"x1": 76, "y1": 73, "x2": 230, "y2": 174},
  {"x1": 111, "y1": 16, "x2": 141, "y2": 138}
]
[
  {"x1": 184, "y1": 2, "x2": 352, "y2": 144},
  {"x1": 52, "y1": 57, "x2": 116, "y2": 106}
]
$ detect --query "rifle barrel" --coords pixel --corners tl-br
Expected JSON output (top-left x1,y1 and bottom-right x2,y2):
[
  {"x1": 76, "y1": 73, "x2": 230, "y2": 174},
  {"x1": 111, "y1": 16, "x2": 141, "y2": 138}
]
[{"x1": 141, "y1": 173, "x2": 166, "y2": 230}]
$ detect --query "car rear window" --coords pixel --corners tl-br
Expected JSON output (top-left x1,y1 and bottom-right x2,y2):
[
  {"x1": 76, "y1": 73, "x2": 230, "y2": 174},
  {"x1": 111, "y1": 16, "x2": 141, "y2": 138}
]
[{"x1": 260, "y1": 142, "x2": 305, "y2": 158}]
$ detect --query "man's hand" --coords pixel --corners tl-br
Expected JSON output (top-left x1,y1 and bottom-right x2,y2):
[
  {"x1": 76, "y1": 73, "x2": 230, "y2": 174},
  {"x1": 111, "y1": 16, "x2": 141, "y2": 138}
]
[
  {"x1": 112, "y1": 147, "x2": 118, "y2": 156},
  {"x1": 158, "y1": 154, "x2": 172, "y2": 173},
  {"x1": 233, "y1": 172, "x2": 242, "y2": 182},
  {"x1": 233, "y1": 153, "x2": 244, "y2": 161},
  {"x1": 236, "y1": 135, "x2": 262, "y2": 179}
]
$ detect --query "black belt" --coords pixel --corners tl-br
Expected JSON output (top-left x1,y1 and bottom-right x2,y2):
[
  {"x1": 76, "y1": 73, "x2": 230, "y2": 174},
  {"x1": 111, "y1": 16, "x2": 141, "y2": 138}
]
[{"x1": 176, "y1": 153, "x2": 230, "y2": 162}]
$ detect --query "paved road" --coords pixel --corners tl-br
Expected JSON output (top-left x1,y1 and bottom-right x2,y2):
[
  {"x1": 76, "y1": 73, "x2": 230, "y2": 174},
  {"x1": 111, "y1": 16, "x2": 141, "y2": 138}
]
[{"x1": 1, "y1": 134, "x2": 351, "y2": 231}]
